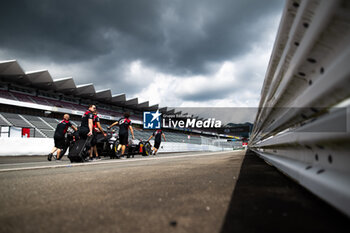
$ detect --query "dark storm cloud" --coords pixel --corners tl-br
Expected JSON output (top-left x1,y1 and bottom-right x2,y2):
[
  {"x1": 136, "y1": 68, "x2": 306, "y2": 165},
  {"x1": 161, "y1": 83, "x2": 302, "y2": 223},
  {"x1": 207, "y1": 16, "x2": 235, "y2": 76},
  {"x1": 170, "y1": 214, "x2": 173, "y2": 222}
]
[
  {"x1": 180, "y1": 86, "x2": 235, "y2": 102},
  {"x1": 0, "y1": 0, "x2": 162, "y2": 63},
  {"x1": 0, "y1": 0, "x2": 283, "y2": 75}
]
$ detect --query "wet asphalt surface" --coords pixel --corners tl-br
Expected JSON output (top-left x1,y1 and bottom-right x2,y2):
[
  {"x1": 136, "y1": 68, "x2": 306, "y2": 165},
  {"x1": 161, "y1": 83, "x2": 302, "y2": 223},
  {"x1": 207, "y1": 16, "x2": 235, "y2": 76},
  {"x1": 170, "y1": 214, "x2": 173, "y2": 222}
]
[{"x1": 0, "y1": 151, "x2": 244, "y2": 233}]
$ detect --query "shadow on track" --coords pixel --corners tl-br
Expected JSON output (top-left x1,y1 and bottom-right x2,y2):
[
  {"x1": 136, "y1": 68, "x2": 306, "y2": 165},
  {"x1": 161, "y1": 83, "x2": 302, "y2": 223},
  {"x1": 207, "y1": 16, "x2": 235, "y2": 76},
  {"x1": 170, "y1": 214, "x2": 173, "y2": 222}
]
[{"x1": 220, "y1": 150, "x2": 349, "y2": 233}]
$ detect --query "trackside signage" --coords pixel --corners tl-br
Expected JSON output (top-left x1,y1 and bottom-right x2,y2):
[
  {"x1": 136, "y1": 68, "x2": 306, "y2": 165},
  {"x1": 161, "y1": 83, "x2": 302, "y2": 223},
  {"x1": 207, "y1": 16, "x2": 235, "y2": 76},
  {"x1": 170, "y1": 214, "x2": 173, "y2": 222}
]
[
  {"x1": 143, "y1": 111, "x2": 161, "y2": 129},
  {"x1": 143, "y1": 110, "x2": 222, "y2": 129},
  {"x1": 162, "y1": 118, "x2": 222, "y2": 128}
]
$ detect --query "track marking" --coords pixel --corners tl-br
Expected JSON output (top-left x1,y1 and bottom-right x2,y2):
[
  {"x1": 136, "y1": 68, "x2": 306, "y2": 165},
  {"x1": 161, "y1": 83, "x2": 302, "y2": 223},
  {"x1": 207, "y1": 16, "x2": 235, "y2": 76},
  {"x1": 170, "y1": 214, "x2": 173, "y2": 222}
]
[{"x1": 0, "y1": 151, "x2": 243, "y2": 173}]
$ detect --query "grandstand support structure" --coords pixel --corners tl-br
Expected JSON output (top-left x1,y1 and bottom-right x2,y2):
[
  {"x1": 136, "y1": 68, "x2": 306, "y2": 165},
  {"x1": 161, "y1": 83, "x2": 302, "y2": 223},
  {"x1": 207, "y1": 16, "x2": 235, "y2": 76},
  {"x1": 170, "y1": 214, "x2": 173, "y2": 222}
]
[{"x1": 249, "y1": 0, "x2": 350, "y2": 216}]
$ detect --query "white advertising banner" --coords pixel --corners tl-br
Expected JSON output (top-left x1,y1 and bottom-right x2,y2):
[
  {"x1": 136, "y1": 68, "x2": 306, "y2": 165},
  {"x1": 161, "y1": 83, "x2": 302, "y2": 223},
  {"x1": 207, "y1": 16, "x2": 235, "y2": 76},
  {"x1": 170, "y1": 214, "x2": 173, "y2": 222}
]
[
  {"x1": 0, "y1": 138, "x2": 54, "y2": 156},
  {"x1": 9, "y1": 127, "x2": 22, "y2": 138},
  {"x1": 0, "y1": 126, "x2": 9, "y2": 138}
]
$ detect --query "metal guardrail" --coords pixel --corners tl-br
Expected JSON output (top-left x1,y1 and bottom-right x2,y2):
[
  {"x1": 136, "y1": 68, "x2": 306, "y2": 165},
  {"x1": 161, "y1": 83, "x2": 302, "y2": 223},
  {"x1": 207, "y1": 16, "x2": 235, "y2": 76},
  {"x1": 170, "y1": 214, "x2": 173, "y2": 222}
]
[{"x1": 249, "y1": 0, "x2": 350, "y2": 216}]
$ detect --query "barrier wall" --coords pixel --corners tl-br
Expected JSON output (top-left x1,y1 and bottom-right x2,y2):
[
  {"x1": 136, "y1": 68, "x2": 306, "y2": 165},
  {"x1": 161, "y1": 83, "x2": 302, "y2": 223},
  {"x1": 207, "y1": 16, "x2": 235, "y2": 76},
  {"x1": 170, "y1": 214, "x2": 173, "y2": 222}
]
[
  {"x1": 249, "y1": 0, "x2": 350, "y2": 216},
  {"x1": 0, "y1": 138, "x2": 234, "y2": 156},
  {"x1": 0, "y1": 138, "x2": 54, "y2": 156},
  {"x1": 156, "y1": 141, "x2": 233, "y2": 153}
]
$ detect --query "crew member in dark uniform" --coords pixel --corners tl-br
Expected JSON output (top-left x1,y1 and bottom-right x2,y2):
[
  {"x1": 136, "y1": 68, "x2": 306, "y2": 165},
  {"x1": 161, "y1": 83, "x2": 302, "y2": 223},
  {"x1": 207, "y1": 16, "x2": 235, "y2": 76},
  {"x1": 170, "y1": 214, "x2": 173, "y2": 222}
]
[
  {"x1": 147, "y1": 129, "x2": 166, "y2": 155},
  {"x1": 108, "y1": 112, "x2": 134, "y2": 158},
  {"x1": 48, "y1": 114, "x2": 77, "y2": 161},
  {"x1": 80, "y1": 105, "x2": 95, "y2": 139},
  {"x1": 90, "y1": 111, "x2": 106, "y2": 160},
  {"x1": 76, "y1": 105, "x2": 96, "y2": 160}
]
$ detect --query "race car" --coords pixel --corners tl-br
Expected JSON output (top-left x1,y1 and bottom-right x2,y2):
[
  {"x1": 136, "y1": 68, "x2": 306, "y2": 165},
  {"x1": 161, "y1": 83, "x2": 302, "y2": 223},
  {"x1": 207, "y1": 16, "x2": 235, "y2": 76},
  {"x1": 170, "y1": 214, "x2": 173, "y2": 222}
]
[{"x1": 110, "y1": 138, "x2": 152, "y2": 159}]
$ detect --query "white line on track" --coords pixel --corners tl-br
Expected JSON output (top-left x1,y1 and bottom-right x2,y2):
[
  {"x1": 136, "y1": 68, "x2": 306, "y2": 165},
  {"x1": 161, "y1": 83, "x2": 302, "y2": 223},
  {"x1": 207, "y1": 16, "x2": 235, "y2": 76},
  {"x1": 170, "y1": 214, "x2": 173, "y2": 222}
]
[{"x1": 0, "y1": 151, "x2": 242, "y2": 173}]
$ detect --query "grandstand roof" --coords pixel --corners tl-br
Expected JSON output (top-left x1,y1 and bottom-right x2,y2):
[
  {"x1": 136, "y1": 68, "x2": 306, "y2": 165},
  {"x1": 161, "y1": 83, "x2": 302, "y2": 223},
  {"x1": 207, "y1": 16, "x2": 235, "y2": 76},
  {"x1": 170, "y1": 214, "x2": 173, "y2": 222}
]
[
  {"x1": 166, "y1": 109, "x2": 175, "y2": 114},
  {"x1": 95, "y1": 89, "x2": 112, "y2": 100},
  {"x1": 75, "y1": 83, "x2": 96, "y2": 97},
  {"x1": 53, "y1": 77, "x2": 76, "y2": 93},
  {"x1": 159, "y1": 107, "x2": 167, "y2": 113},
  {"x1": 0, "y1": 60, "x2": 25, "y2": 76},
  {"x1": 0, "y1": 60, "x2": 166, "y2": 112},
  {"x1": 26, "y1": 70, "x2": 54, "y2": 90},
  {"x1": 111, "y1": 93, "x2": 125, "y2": 103},
  {"x1": 125, "y1": 98, "x2": 138, "y2": 106},
  {"x1": 138, "y1": 101, "x2": 149, "y2": 108},
  {"x1": 148, "y1": 104, "x2": 159, "y2": 111}
]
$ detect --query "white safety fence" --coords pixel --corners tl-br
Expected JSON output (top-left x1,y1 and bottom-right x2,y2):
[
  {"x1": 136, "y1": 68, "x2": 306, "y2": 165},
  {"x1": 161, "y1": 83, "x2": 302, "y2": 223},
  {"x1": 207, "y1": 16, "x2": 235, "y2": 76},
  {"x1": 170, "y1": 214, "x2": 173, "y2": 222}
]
[{"x1": 249, "y1": 0, "x2": 350, "y2": 216}]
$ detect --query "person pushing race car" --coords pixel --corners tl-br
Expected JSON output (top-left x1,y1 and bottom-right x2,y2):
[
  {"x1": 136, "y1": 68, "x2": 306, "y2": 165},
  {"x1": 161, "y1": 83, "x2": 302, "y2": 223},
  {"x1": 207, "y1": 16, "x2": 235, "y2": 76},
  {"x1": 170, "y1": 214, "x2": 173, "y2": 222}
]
[
  {"x1": 107, "y1": 112, "x2": 135, "y2": 158},
  {"x1": 48, "y1": 114, "x2": 77, "y2": 161},
  {"x1": 147, "y1": 129, "x2": 166, "y2": 155}
]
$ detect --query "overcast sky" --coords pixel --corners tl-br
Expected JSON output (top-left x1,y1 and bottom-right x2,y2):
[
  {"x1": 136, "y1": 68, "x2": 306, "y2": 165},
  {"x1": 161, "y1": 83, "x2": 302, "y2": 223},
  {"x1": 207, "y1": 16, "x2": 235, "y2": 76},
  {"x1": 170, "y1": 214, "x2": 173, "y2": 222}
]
[{"x1": 0, "y1": 0, "x2": 284, "y2": 114}]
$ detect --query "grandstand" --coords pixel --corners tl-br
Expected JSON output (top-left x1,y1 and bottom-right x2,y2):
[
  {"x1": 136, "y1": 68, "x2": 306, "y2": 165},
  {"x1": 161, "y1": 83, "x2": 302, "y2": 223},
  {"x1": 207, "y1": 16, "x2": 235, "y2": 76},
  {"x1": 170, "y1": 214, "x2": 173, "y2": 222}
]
[{"x1": 0, "y1": 60, "x2": 239, "y2": 145}]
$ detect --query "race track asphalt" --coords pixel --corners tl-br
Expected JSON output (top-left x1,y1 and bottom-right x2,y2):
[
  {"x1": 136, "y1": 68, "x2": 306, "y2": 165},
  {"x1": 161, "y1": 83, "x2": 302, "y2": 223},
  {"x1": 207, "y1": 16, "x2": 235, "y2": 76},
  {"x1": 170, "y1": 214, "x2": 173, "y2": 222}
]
[{"x1": 0, "y1": 151, "x2": 244, "y2": 233}]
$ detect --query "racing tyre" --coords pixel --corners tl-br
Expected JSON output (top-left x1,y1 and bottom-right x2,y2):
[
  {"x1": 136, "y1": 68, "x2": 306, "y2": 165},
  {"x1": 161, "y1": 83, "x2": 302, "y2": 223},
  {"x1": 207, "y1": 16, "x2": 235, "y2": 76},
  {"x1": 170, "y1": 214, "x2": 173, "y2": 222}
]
[
  {"x1": 144, "y1": 142, "x2": 152, "y2": 156},
  {"x1": 115, "y1": 150, "x2": 121, "y2": 159},
  {"x1": 113, "y1": 143, "x2": 121, "y2": 159}
]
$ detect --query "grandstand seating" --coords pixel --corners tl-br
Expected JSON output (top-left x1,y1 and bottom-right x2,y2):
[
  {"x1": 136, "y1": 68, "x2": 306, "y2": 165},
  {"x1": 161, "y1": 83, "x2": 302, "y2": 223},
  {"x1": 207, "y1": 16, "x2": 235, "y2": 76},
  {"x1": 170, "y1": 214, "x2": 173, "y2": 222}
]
[
  {"x1": 1, "y1": 112, "x2": 32, "y2": 128},
  {"x1": 11, "y1": 92, "x2": 36, "y2": 104},
  {"x1": 43, "y1": 98, "x2": 66, "y2": 108},
  {"x1": 58, "y1": 101, "x2": 80, "y2": 110},
  {"x1": 31, "y1": 96, "x2": 51, "y2": 106},
  {"x1": 21, "y1": 115, "x2": 53, "y2": 130},
  {"x1": 0, "y1": 114, "x2": 11, "y2": 126},
  {"x1": 0, "y1": 89, "x2": 16, "y2": 100},
  {"x1": 133, "y1": 130, "x2": 149, "y2": 140},
  {"x1": 0, "y1": 89, "x2": 130, "y2": 119},
  {"x1": 41, "y1": 117, "x2": 59, "y2": 129},
  {"x1": 40, "y1": 129, "x2": 55, "y2": 138}
]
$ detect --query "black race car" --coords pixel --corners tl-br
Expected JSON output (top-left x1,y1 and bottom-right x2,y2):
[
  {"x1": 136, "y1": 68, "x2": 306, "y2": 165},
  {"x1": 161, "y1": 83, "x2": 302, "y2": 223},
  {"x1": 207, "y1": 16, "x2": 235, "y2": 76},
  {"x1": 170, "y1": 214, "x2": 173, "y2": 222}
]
[{"x1": 110, "y1": 138, "x2": 152, "y2": 159}]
